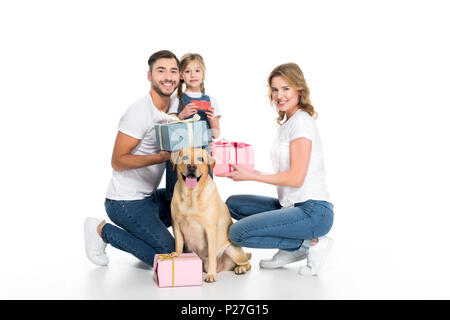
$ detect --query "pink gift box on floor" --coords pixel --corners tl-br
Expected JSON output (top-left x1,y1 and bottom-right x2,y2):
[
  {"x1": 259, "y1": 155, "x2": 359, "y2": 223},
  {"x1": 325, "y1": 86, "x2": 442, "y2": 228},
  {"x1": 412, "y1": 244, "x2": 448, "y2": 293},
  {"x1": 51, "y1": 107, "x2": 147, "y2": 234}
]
[
  {"x1": 153, "y1": 253, "x2": 203, "y2": 288},
  {"x1": 211, "y1": 139, "x2": 254, "y2": 176}
]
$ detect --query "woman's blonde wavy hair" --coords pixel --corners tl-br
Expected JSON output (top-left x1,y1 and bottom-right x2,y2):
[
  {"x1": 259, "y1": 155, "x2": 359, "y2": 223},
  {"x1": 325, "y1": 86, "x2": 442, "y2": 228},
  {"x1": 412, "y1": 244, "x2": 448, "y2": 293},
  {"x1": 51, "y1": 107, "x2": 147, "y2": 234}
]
[
  {"x1": 268, "y1": 63, "x2": 317, "y2": 125},
  {"x1": 177, "y1": 53, "x2": 206, "y2": 111}
]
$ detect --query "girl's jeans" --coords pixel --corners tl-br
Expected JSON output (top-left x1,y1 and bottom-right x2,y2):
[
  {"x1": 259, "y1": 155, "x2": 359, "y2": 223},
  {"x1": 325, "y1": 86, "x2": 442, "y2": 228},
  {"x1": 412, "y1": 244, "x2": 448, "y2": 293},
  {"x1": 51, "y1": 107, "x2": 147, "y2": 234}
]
[
  {"x1": 225, "y1": 195, "x2": 334, "y2": 251},
  {"x1": 102, "y1": 189, "x2": 174, "y2": 267}
]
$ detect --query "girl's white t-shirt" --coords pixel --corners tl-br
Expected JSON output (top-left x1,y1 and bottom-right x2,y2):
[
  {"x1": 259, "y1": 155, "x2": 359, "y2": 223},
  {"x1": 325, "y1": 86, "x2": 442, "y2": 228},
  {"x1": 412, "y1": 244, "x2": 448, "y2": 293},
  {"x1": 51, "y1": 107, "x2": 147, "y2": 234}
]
[
  {"x1": 168, "y1": 91, "x2": 222, "y2": 117},
  {"x1": 270, "y1": 110, "x2": 330, "y2": 207}
]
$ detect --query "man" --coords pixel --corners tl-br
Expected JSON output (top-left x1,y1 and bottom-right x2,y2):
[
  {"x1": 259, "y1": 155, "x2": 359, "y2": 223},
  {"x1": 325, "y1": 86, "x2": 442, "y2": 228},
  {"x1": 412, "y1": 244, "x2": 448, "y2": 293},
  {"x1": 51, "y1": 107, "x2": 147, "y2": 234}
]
[{"x1": 84, "y1": 50, "x2": 180, "y2": 266}]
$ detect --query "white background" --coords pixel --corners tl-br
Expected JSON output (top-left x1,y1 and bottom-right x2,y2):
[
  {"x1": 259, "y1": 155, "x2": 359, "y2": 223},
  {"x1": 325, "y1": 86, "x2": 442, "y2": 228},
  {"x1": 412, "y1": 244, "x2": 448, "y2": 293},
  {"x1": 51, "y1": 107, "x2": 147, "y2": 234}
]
[{"x1": 1, "y1": 0, "x2": 450, "y2": 299}]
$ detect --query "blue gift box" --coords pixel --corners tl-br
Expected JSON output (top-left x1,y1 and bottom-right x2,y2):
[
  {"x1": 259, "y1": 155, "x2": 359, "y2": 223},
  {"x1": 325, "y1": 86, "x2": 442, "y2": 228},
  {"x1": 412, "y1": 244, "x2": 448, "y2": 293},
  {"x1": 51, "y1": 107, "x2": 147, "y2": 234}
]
[{"x1": 155, "y1": 119, "x2": 209, "y2": 151}]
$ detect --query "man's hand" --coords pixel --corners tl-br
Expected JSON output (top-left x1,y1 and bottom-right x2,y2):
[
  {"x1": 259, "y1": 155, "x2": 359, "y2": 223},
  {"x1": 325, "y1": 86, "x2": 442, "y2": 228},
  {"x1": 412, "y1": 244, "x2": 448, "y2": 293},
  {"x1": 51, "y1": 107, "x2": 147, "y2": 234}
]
[
  {"x1": 111, "y1": 131, "x2": 172, "y2": 171},
  {"x1": 159, "y1": 150, "x2": 171, "y2": 162}
]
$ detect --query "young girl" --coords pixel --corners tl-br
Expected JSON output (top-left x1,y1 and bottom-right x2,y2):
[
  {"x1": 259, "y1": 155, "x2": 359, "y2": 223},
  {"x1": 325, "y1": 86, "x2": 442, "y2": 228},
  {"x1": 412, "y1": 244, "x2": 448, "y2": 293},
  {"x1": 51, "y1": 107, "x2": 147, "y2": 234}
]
[
  {"x1": 165, "y1": 53, "x2": 222, "y2": 200},
  {"x1": 224, "y1": 63, "x2": 334, "y2": 276}
]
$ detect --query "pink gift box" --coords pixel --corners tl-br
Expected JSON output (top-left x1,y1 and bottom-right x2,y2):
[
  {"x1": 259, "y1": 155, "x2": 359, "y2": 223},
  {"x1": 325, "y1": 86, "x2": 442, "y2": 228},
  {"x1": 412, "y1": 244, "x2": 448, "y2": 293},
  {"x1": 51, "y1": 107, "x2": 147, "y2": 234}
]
[
  {"x1": 211, "y1": 139, "x2": 254, "y2": 176},
  {"x1": 153, "y1": 253, "x2": 203, "y2": 288}
]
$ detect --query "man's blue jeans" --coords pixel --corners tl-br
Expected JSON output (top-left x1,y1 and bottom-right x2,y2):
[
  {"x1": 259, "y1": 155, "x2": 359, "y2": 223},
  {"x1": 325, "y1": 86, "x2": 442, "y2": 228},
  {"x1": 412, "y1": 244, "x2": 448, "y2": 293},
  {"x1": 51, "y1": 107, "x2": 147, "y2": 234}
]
[
  {"x1": 226, "y1": 195, "x2": 334, "y2": 251},
  {"x1": 102, "y1": 189, "x2": 174, "y2": 267}
]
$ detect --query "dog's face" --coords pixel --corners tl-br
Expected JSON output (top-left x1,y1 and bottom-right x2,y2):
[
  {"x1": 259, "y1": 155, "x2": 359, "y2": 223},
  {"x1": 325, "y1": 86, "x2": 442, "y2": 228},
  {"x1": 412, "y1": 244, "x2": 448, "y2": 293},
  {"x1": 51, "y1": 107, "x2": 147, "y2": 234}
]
[{"x1": 171, "y1": 148, "x2": 215, "y2": 190}]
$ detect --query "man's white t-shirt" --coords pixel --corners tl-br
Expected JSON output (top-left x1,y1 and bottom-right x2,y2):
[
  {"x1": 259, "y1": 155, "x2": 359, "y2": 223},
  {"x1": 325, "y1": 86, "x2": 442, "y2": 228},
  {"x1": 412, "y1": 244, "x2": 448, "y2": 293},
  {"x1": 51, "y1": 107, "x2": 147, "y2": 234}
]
[
  {"x1": 270, "y1": 110, "x2": 330, "y2": 207},
  {"x1": 106, "y1": 94, "x2": 169, "y2": 200},
  {"x1": 168, "y1": 92, "x2": 222, "y2": 117}
]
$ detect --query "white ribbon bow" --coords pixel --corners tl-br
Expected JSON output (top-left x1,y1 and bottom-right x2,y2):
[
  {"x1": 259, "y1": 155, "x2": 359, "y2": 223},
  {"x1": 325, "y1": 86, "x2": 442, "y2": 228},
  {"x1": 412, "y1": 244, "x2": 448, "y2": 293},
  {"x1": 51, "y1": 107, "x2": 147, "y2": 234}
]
[{"x1": 166, "y1": 113, "x2": 200, "y2": 123}]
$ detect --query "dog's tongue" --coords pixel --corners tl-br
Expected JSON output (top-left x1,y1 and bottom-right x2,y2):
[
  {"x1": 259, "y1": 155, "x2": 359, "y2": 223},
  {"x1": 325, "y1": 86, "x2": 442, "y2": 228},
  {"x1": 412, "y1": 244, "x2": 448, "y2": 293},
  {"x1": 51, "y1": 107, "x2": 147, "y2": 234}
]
[{"x1": 185, "y1": 176, "x2": 198, "y2": 189}]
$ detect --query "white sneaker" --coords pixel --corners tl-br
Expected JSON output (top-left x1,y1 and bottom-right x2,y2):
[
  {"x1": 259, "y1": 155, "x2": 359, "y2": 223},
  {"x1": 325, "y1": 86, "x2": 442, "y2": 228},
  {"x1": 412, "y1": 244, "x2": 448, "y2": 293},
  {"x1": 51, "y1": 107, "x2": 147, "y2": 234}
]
[
  {"x1": 259, "y1": 247, "x2": 308, "y2": 269},
  {"x1": 299, "y1": 236, "x2": 334, "y2": 276},
  {"x1": 84, "y1": 218, "x2": 109, "y2": 266}
]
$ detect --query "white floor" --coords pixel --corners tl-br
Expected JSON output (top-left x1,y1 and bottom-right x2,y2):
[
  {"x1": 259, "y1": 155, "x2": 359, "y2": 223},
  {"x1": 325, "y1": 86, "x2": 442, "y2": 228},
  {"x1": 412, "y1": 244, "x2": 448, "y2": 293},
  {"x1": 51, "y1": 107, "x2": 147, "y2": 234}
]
[{"x1": 3, "y1": 221, "x2": 450, "y2": 300}]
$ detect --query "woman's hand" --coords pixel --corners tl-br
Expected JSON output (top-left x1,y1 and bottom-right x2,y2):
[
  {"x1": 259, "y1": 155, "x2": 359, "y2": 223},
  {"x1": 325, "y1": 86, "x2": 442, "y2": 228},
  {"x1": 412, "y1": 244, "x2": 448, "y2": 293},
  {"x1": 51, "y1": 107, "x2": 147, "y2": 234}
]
[
  {"x1": 223, "y1": 164, "x2": 255, "y2": 181},
  {"x1": 178, "y1": 103, "x2": 198, "y2": 120},
  {"x1": 223, "y1": 138, "x2": 310, "y2": 187}
]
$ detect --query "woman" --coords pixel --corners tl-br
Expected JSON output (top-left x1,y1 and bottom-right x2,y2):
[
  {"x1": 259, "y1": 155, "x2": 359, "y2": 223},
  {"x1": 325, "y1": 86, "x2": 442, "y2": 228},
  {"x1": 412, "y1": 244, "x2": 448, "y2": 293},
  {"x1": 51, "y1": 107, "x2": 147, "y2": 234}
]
[{"x1": 224, "y1": 63, "x2": 334, "y2": 276}]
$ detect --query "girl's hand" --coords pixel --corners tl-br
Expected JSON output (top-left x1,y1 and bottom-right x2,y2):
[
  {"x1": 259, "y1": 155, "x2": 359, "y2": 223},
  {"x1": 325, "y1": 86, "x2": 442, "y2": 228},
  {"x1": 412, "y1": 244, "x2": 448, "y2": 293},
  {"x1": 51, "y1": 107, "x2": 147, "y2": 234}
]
[
  {"x1": 178, "y1": 103, "x2": 198, "y2": 120},
  {"x1": 223, "y1": 164, "x2": 254, "y2": 181},
  {"x1": 206, "y1": 106, "x2": 220, "y2": 139},
  {"x1": 206, "y1": 105, "x2": 215, "y2": 121}
]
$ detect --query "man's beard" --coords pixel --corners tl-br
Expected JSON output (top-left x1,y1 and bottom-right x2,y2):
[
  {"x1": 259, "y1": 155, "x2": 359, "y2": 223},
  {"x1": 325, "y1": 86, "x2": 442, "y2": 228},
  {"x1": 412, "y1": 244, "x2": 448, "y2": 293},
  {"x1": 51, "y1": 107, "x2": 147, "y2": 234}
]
[{"x1": 151, "y1": 81, "x2": 176, "y2": 97}]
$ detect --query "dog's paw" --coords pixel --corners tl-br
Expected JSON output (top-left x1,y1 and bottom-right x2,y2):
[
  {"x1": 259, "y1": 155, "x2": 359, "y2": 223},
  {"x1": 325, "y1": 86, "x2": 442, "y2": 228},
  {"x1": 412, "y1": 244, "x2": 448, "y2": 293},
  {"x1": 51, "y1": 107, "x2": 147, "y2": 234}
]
[
  {"x1": 234, "y1": 264, "x2": 250, "y2": 275},
  {"x1": 204, "y1": 273, "x2": 217, "y2": 283}
]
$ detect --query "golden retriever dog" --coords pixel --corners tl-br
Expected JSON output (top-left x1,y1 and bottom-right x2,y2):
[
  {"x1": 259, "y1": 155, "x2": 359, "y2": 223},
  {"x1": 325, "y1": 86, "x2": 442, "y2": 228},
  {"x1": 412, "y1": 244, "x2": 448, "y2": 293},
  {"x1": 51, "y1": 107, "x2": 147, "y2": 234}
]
[{"x1": 170, "y1": 147, "x2": 251, "y2": 282}]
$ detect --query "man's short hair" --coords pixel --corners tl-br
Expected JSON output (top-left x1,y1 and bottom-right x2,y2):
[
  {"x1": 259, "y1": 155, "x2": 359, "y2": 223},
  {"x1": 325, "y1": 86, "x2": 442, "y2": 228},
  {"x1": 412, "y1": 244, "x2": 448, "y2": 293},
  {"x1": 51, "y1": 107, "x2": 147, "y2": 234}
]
[{"x1": 148, "y1": 50, "x2": 180, "y2": 72}]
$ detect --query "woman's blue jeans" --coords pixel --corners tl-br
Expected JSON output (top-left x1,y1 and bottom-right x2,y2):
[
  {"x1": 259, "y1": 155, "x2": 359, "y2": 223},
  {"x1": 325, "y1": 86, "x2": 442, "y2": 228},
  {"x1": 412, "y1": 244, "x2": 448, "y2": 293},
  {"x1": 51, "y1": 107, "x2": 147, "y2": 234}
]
[
  {"x1": 226, "y1": 195, "x2": 334, "y2": 251},
  {"x1": 102, "y1": 189, "x2": 175, "y2": 267}
]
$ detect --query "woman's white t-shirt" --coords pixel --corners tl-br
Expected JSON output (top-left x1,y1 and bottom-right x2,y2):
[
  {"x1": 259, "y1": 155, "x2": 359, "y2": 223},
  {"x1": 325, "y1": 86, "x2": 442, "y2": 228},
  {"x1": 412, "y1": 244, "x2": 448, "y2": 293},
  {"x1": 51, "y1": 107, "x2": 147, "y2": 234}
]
[{"x1": 270, "y1": 110, "x2": 330, "y2": 207}]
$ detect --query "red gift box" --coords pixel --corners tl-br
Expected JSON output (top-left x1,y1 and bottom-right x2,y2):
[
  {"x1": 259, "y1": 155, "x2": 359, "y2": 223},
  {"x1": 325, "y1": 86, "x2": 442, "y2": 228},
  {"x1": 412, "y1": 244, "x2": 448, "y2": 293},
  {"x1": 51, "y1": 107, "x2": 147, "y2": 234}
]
[
  {"x1": 211, "y1": 139, "x2": 254, "y2": 176},
  {"x1": 190, "y1": 100, "x2": 210, "y2": 111}
]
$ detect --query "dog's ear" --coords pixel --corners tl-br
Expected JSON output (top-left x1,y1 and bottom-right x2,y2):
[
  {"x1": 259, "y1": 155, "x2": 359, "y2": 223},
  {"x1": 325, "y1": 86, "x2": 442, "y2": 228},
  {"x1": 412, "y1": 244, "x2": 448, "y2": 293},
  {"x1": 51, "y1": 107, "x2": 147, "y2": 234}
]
[
  {"x1": 205, "y1": 150, "x2": 215, "y2": 173},
  {"x1": 170, "y1": 149, "x2": 183, "y2": 171}
]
